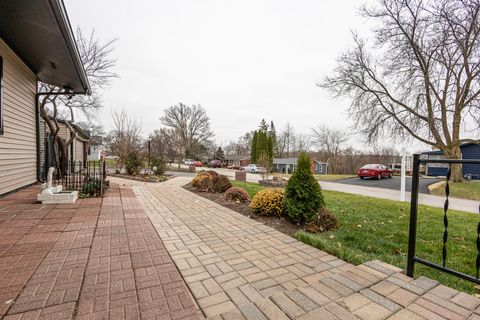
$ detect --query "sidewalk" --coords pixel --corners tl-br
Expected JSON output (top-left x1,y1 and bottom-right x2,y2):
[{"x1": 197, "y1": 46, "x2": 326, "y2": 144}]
[
  {"x1": 128, "y1": 177, "x2": 480, "y2": 319},
  {"x1": 319, "y1": 181, "x2": 479, "y2": 214}
]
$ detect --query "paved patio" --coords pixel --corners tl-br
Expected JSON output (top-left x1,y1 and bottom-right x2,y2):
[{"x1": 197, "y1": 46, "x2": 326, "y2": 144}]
[
  {"x1": 0, "y1": 183, "x2": 199, "y2": 320},
  {"x1": 126, "y1": 177, "x2": 480, "y2": 320},
  {"x1": 1, "y1": 177, "x2": 480, "y2": 319}
]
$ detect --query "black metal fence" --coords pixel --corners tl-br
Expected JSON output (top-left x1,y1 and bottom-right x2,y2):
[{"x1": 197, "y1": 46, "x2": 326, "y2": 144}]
[
  {"x1": 51, "y1": 160, "x2": 107, "y2": 197},
  {"x1": 407, "y1": 154, "x2": 480, "y2": 283}
]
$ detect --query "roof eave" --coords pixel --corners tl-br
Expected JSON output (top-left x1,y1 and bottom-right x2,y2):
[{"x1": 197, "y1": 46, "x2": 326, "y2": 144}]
[{"x1": 49, "y1": 0, "x2": 91, "y2": 95}]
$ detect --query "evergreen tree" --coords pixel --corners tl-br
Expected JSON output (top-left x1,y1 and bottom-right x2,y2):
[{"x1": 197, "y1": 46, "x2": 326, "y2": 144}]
[
  {"x1": 251, "y1": 131, "x2": 258, "y2": 163},
  {"x1": 268, "y1": 121, "x2": 277, "y2": 157},
  {"x1": 255, "y1": 131, "x2": 267, "y2": 161},
  {"x1": 259, "y1": 119, "x2": 268, "y2": 133},
  {"x1": 266, "y1": 136, "x2": 273, "y2": 160},
  {"x1": 284, "y1": 152, "x2": 325, "y2": 222},
  {"x1": 215, "y1": 147, "x2": 225, "y2": 160}
]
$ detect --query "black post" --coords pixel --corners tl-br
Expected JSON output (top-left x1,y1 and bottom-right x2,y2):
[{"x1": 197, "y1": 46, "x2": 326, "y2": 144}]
[
  {"x1": 407, "y1": 153, "x2": 421, "y2": 277},
  {"x1": 148, "y1": 139, "x2": 151, "y2": 169}
]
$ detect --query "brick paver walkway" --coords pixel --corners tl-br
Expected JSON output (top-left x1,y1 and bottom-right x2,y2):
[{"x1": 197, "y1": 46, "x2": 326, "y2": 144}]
[
  {"x1": 0, "y1": 183, "x2": 199, "y2": 320},
  {"x1": 121, "y1": 177, "x2": 480, "y2": 320}
]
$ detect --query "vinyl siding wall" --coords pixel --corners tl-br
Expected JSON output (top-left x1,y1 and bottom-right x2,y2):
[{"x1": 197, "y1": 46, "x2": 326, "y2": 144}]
[
  {"x1": 74, "y1": 138, "x2": 85, "y2": 163},
  {"x1": 0, "y1": 38, "x2": 37, "y2": 195}
]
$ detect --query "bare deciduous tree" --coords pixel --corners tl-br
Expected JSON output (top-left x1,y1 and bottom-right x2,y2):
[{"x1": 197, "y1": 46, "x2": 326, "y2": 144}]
[
  {"x1": 320, "y1": 0, "x2": 480, "y2": 181},
  {"x1": 295, "y1": 133, "x2": 312, "y2": 153},
  {"x1": 75, "y1": 121, "x2": 105, "y2": 145},
  {"x1": 105, "y1": 110, "x2": 142, "y2": 170},
  {"x1": 39, "y1": 28, "x2": 117, "y2": 174},
  {"x1": 278, "y1": 122, "x2": 296, "y2": 157},
  {"x1": 160, "y1": 103, "x2": 214, "y2": 159},
  {"x1": 312, "y1": 125, "x2": 348, "y2": 174},
  {"x1": 150, "y1": 128, "x2": 177, "y2": 162}
]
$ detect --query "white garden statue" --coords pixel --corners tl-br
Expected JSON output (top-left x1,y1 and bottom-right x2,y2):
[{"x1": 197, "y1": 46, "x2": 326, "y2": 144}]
[
  {"x1": 46, "y1": 167, "x2": 54, "y2": 189},
  {"x1": 38, "y1": 167, "x2": 77, "y2": 204}
]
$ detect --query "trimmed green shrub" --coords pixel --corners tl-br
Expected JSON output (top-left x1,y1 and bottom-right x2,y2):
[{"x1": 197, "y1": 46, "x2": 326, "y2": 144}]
[
  {"x1": 151, "y1": 157, "x2": 166, "y2": 175},
  {"x1": 125, "y1": 153, "x2": 141, "y2": 175},
  {"x1": 284, "y1": 152, "x2": 325, "y2": 222},
  {"x1": 81, "y1": 177, "x2": 101, "y2": 196},
  {"x1": 250, "y1": 188, "x2": 284, "y2": 216},
  {"x1": 225, "y1": 187, "x2": 250, "y2": 204}
]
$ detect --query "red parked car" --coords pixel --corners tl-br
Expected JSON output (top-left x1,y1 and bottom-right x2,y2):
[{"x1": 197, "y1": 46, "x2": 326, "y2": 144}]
[
  {"x1": 357, "y1": 164, "x2": 393, "y2": 180},
  {"x1": 209, "y1": 160, "x2": 222, "y2": 168},
  {"x1": 193, "y1": 161, "x2": 203, "y2": 167}
]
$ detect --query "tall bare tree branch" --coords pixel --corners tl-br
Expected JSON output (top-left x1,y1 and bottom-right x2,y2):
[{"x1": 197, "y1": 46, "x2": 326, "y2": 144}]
[{"x1": 320, "y1": 0, "x2": 480, "y2": 181}]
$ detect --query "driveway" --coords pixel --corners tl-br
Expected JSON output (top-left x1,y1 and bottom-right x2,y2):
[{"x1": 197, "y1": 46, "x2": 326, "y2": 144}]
[{"x1": 334, "y1": 176, "x2": 441, "y2": 194}]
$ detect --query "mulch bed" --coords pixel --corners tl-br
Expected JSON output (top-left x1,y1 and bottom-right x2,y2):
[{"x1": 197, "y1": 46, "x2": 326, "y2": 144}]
[
  {"x1": 108, "y1": 173, "x2": 174, "y2": 182},
  {"x1": 183, "y1": 184, "x2": 302, "y2": 237}
]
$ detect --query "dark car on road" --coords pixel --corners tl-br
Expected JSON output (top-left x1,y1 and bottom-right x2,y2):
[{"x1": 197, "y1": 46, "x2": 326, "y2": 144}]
[
  {"x1": 209, "y1": 160, "x2": 222, "y2": 168},
  {"x1": 358, "y1": 164, "x2": 393, "y2": 180}
]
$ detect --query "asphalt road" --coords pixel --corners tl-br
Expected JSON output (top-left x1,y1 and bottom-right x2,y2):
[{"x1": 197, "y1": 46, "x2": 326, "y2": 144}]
[
  {"x1": 166, "y1": 170, "x2": 196, "y2": 177},
  {"x1": 334, "y1": 176, "x2": 441, "y2": 194}
]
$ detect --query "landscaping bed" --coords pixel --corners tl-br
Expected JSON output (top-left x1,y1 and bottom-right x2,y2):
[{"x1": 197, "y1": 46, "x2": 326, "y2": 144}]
[
  {"x1": 108, "y1": 173, "x2": 172, "y2": 183},
  {"x1": 183, "y1": 183, "x2": 300, "y2": 236},
  {"x1": 186, "y1": 178, "x2": 480, "y2": 294}
]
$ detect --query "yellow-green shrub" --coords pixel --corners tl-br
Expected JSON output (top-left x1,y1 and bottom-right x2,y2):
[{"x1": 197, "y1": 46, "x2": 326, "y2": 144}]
[{"x1": 249, "y1": 188, "x2": 284, "y2": 216}]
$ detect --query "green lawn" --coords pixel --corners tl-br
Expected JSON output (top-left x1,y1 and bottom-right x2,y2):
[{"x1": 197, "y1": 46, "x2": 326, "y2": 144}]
[
  {"x1": 230, "y1": 180, "x2": 479, "y2": 293},
  {"x1": 315, "y1": 174, "x2": 357, "y2": 181},
  {"x1": 430, "y1": 180, "x2": 480, "y2": 201}
]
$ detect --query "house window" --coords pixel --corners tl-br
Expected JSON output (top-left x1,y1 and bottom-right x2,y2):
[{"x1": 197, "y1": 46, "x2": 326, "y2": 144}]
[{"x1": 0, "y1": 55, "x2": 3, "y2": 135}]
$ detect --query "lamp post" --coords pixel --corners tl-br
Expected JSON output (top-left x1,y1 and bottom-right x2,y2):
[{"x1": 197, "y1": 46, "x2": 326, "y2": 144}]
[{"x1": 148, "y1": 138, "x2": 151, "y2": 169}]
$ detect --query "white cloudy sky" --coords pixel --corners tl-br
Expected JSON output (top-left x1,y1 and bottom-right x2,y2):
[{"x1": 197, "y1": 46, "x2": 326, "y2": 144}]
[{"x1": 65, "y1": 0, "x2": 421, "y2": 150}]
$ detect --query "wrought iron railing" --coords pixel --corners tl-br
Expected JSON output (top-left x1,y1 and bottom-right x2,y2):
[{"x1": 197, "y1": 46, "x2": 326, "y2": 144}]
[
  {"x1": 52, "y1": 160, "x2": 108, "y2": 197},
  {"x1": 407, "y1": 154, "x2": 480, "y2": 283}
]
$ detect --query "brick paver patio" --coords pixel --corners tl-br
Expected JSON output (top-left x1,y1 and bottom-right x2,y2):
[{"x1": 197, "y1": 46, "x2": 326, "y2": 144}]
[
  {"x1": 2, "y1": 177, "x2": 480, "y2": 319},
  {"x1": 123, "y1": 176, "x2": 480, "y2": 320},
  {"x1": 0, "y1": 183, "x2": 199, "y2": 320}
]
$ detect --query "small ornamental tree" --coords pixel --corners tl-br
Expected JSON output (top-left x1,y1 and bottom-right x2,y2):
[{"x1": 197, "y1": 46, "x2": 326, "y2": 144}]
[{"x1": 284, "y1": 152, "x2": 325, "y2": 222}]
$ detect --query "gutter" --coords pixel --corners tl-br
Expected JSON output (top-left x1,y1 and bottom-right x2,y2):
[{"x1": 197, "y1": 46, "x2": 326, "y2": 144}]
[{"x1": 48, "y1": 0, "x2": 91, "y2": 95}]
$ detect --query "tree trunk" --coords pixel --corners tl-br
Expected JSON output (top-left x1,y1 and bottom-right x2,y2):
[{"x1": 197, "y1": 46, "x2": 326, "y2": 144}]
[{"x1": 445, "y1": 146, "x2": 463, "y2": 182}]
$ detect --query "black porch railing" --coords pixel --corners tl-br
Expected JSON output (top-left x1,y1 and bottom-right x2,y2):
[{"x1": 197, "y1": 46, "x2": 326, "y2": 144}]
[
  {"x1": 51, "y1": 160, "x2": 108, "y2": 197},
  {"x1": 407, "y1": 154, "x2": 480, "y2": 283}
]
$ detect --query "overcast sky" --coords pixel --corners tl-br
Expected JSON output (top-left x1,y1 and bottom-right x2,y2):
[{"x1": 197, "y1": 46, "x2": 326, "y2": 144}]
[{"x1": 65, "y1": 0, "x2": 412, "y2": 150}]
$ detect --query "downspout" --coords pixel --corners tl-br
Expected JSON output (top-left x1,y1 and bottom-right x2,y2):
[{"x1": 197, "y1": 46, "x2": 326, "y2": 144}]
[{"x1": 35, "y1": 84, "x2": 40, "y2": 182}]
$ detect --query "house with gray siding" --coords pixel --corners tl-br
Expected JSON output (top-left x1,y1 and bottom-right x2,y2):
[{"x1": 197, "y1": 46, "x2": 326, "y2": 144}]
[
  {"x1": 422, "y1": 143, "x2": 480, "y2": 179},
  {"x1": 0, "y1": 0, "x2": 90, "y2": 195},
  {"x1": 273, "y1": 158, "x2": 328, "y2": 174}
]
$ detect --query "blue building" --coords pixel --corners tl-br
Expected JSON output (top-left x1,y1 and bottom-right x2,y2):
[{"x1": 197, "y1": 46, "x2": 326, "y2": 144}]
[{"x1": 422, "y1": 143, "x2": 480, "y2": 179}]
